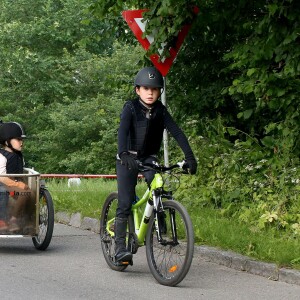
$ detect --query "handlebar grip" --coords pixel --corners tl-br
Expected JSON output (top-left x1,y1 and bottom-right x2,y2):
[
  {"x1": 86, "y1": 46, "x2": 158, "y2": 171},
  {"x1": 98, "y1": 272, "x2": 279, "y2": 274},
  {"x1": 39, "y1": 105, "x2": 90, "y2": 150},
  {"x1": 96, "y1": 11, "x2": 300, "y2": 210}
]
[{"x1": 137, "y1": 159, "x2": 189, "y2": 173}]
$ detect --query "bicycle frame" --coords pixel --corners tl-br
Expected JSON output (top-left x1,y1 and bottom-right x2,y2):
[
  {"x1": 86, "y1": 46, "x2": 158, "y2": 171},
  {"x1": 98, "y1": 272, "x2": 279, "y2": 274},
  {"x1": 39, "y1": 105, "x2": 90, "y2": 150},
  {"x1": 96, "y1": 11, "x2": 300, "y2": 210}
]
[
  {"x1": 132, "y1": 173, "x2": 163, "y2": 245},
  {"x1": 106, "y1": 172, "x2": 165, "y2": 246}
]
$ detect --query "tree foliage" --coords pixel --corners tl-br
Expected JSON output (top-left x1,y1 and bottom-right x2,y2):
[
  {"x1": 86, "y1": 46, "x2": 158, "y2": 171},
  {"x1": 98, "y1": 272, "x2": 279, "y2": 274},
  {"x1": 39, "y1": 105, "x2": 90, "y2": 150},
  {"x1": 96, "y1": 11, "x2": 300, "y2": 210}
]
[
  {"x1": 222, "y1": 0, "x2": 300, "y2": 155},
  {"x1": 90, "y1": 0, "x2": 300, "y2": 156},
  {"x1": 31, "y1": 43, "x2": 143, "y2": 173},
  {"x1": 0, "y1": 0, "x2": 299, "y2": 169},
  {"x1": 0, "y1": 0, "x2": 142, "y2": 172}
]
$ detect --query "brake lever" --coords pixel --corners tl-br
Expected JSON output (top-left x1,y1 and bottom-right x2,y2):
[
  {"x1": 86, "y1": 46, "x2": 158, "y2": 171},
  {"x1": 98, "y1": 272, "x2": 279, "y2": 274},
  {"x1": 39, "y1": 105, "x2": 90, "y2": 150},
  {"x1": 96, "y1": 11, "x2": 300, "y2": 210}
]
[
  {"x1": 178, "y1": 160, "x2": 189, "y2": 174},
  {"x1": 177, "y1": 160, "x2": 187, "y2": 169}
]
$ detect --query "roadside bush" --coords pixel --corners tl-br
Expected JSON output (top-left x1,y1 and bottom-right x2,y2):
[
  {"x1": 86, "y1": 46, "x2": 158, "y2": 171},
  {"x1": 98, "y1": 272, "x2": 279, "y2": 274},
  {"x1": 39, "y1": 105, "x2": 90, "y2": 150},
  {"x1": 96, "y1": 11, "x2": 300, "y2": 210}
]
[{"x1": 177, "y1": 117, "x2": 300, "y2": 238}]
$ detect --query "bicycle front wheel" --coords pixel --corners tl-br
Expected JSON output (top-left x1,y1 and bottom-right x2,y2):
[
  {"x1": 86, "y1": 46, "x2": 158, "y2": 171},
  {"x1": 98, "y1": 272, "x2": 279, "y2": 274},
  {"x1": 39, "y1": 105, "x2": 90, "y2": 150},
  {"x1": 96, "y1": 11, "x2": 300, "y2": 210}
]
[
  {"x1": 146, "y1": 200, "x2": 194, "y2": 286},
  {"x1": 100, "y1": 192, "x2": 128, "y2": 271}
]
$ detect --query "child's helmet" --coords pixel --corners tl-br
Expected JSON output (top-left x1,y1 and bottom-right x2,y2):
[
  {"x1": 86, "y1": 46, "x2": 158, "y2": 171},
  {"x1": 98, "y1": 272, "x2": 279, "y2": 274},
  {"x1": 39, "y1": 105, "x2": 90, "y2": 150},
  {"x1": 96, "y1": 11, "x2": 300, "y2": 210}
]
[
  {"x1": 0, "y1": 122, "x2": 26, "y2": 143},
  {"x1": 134, "y1": 67, "x2": 164, "y2": 88}
]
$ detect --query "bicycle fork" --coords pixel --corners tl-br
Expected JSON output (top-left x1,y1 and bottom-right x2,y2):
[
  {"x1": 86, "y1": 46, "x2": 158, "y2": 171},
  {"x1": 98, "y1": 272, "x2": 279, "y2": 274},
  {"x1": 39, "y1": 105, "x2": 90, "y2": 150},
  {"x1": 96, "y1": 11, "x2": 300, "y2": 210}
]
[
  {"x1": 153, "y1": 192, "x2": 179, "y2": 246},
  {"x1": 136, "y1": 190, "x2": 179, "y2": 246}
]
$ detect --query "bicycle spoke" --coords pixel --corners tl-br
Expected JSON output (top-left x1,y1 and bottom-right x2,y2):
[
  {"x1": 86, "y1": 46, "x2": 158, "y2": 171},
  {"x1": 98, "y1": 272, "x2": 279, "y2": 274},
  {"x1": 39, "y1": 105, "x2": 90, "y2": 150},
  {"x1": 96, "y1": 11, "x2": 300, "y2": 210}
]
[{"x1": 152, "y1": 236, "x2": 185, "y2": 278}]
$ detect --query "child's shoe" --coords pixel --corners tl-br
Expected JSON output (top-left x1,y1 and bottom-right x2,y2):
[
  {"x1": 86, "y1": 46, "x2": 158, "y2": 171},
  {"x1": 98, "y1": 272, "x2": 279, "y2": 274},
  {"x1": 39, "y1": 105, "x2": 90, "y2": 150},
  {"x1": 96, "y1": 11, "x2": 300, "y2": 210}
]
[
  {"x1": 0, "y1": 220, "x2": 8, "y2": 232},
  {"x1": 8, "y1": 218, "x2": 20, "y2": 232}
]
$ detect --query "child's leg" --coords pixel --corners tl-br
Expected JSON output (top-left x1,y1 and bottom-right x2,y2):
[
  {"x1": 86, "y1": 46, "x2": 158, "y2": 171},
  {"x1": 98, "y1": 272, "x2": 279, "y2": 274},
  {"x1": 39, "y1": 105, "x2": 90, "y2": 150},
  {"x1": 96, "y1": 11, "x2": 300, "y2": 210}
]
[
  {"x1": 5, "y1": 186, "x2": 35, "y2": 232},
  {"x1": 116, "y1": 160, "x2": 138, "y2": 218}
]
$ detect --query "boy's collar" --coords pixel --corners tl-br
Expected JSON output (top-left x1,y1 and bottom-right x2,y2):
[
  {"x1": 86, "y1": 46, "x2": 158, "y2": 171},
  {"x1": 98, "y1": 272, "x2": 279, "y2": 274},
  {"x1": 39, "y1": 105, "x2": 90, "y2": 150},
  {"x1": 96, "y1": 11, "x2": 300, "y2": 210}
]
[{"x1": 138, "y1": 98, "x2": 155, "y2": 110}]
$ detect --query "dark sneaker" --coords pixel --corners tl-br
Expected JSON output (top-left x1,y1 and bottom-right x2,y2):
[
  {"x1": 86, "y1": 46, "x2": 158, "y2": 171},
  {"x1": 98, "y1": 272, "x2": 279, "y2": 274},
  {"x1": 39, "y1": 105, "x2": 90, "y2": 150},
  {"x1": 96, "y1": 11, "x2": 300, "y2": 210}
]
[{"x1": 115, "y1": 250, "x2": 133, "y2": 262}]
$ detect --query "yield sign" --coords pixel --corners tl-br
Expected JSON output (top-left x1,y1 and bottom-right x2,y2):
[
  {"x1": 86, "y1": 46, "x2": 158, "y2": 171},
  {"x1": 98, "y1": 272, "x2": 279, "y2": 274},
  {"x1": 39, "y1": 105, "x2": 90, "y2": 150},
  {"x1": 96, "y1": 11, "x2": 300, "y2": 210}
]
[{"x1": 122, "y1": 8, "x2": 198, "y2": 76}]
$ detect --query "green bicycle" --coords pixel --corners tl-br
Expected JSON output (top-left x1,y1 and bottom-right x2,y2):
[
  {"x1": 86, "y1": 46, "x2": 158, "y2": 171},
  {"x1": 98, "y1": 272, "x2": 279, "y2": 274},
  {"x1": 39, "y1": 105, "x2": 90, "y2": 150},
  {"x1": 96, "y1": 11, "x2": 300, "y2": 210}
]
[{"x1": 100, "y1": 160, "x2": 194, "y2": 286}]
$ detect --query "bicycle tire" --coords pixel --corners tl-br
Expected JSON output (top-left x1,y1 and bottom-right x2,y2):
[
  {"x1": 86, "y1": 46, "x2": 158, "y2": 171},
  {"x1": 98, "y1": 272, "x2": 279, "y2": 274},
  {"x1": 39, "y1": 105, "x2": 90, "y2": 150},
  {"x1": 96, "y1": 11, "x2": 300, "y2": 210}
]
[
  {"x1": 32, "y1": 189, "x2": 54, "y2": 250},
  {"x1": 100, "y1": 192, "x2": 128, "y2": 271},
  {"x1": 146, "y1": 200, "x2": 194, "y2": 286}
]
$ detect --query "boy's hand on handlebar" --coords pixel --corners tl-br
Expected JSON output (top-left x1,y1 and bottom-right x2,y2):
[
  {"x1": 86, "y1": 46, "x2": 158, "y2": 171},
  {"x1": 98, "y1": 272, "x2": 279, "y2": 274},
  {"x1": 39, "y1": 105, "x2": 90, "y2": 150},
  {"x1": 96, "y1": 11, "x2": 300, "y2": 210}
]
[
  {"x1": 185, "y1": 158, "x2": 197, "y2": 175},
  {"x1": 120, "y1": 152, "x2": 138, "y2": 172}
]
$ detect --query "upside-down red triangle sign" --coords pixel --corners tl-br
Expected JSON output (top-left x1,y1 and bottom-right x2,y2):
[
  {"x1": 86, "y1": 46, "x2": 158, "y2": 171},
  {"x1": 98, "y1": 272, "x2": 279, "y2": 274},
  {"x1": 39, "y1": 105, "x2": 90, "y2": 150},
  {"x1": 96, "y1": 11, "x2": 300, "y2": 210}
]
[{"x1": 122, "y1": 8, "x2": 199, "y2": 76}]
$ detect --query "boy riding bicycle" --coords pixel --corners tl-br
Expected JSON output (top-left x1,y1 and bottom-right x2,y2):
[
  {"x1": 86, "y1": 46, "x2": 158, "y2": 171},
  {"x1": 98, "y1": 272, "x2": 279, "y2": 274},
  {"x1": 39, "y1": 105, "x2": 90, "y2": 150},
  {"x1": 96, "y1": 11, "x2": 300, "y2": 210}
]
[{"x1": 115, "y1": 66, "x2": 197, "y2": 263}]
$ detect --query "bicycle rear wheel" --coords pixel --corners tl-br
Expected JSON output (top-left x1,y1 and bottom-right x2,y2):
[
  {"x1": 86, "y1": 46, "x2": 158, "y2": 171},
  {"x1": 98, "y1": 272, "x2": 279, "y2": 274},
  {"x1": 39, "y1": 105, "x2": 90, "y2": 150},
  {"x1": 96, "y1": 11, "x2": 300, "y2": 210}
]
[
  {"x1": 146, "y1": 200, "x2": 194, "y2": 286},
  {"x1": 100, "y1": 192, "x2": 128, "y2": 271}
]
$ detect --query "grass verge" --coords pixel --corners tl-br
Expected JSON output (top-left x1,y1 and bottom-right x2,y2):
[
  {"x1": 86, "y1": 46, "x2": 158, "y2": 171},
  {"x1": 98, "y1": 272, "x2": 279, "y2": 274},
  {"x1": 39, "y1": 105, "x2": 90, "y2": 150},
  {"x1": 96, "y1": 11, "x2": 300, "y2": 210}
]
[{"x1": 190, "y1": 207, "x2": 300, "y2": 270}]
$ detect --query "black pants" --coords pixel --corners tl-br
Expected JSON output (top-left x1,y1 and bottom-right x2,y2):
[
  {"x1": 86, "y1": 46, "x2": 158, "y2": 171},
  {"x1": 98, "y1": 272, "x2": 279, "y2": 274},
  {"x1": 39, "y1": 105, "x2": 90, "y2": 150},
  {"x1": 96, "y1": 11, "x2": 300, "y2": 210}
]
[{"x1": 116, "y1": 156, "x2": 157, "y2": 218}]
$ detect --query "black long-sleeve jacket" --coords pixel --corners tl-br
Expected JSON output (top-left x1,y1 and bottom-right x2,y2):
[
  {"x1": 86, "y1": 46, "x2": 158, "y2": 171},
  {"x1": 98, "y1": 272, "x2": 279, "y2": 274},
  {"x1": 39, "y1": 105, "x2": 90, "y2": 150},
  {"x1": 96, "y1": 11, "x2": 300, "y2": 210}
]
[{"x1": 117, "y1": 98, "x2": 195, "y2": 160}]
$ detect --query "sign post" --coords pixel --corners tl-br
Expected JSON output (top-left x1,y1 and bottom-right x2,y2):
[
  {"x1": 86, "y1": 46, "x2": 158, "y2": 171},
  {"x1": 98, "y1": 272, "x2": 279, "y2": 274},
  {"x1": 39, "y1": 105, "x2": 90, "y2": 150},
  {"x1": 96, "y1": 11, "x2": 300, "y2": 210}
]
[
  {"x1": 122, "y1": 8, "x2": 198, "y2": 164},
  {"x1": 161, "y1": 76, "x2": 169, "y2": 166}
]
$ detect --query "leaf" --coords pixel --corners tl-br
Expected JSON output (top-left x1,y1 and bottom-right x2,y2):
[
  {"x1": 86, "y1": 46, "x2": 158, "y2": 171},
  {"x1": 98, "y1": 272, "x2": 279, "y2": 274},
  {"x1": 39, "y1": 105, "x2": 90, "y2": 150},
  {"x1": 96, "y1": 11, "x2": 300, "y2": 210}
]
[
  {"x1": 268, "y1": 4, "x2": 278, "y2": 16},
  {"x1": 247, "y1": 68, "x2": 256, "y2": 76},
  {"x1": 277, "y1": 89, "x2": 286, "y2": 97},
  {"x1": 261, "y1": 136, "x2": 275, "y2": 148},
  {"x1": 237, "y1": 112, "x2": 243, "y2": 119},
  {"x1": 243, "y1": 109, "x2": 253, "y2": 120},
  {"x1": 232, "y1": 79, "x2": 240, "y2": 86},
  {"x1": 226, "y1": 127, "x2": 238, "y2": 136}
]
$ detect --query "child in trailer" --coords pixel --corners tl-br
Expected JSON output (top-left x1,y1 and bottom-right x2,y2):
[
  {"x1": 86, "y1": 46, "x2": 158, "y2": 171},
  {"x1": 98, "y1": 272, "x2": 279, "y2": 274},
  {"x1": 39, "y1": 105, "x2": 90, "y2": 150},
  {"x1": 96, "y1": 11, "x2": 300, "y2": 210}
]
[
  {"x1": 0, "y1": 122, "x2": 36, "y2": 233},
  {"x1": 115, "y1": 66, "x2": 197, "y2": 263}
]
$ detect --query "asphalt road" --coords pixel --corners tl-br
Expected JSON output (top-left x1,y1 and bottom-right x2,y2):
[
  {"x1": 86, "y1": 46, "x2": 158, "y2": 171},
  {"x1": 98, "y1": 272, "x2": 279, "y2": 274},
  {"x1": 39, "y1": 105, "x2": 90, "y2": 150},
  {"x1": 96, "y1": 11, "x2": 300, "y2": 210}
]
[{"x1": 0, "y1": 224, "x2": 300, "y2": 300}]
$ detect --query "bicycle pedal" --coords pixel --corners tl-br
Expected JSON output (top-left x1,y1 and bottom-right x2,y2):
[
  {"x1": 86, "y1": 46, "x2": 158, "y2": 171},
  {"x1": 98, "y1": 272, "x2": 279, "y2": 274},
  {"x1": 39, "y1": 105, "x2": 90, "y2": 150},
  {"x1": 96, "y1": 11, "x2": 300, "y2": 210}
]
[
  {"x1": 115, "y1": 259, "x2": 133, "y2": 266},
  {"x1": 121, "y1": 259, "x2": 133, "y2": 266}
]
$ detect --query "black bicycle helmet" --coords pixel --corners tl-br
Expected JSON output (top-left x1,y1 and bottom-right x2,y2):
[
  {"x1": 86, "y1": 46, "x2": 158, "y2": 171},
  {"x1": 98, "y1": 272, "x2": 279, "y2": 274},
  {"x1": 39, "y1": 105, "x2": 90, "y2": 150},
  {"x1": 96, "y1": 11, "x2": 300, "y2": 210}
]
[
  {"x1": 134, "y1": 67, "x2": 164, "y2": 88},
  {"x1": 0, "y1": 122, "x2": 26, "y2": 143}
]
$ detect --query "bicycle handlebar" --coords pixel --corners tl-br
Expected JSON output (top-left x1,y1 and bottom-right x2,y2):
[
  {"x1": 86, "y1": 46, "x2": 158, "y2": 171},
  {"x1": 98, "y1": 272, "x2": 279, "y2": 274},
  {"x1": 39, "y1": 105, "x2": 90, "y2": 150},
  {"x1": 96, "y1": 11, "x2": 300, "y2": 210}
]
[{"x1": 137, "y1": 160, "x2": 189, "y2": 173}]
